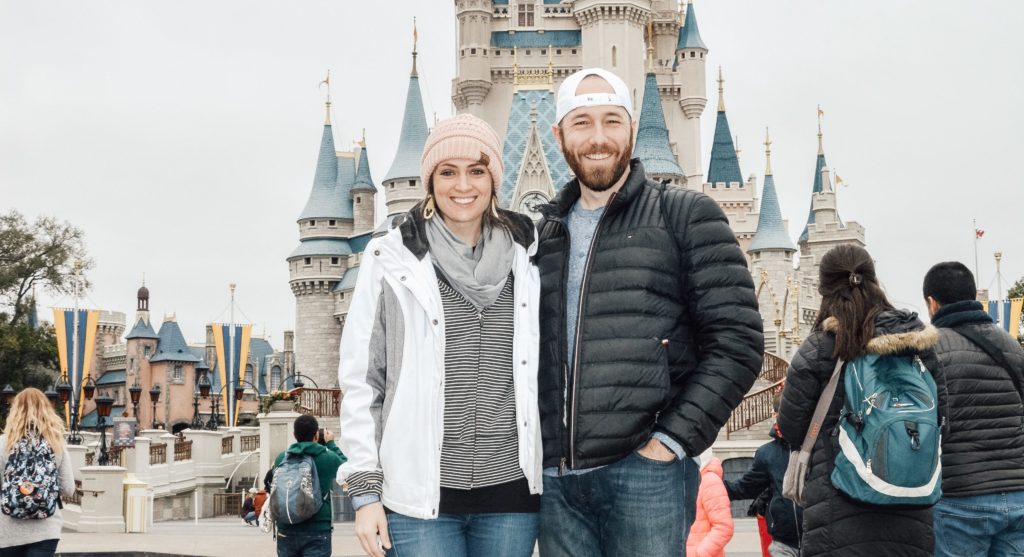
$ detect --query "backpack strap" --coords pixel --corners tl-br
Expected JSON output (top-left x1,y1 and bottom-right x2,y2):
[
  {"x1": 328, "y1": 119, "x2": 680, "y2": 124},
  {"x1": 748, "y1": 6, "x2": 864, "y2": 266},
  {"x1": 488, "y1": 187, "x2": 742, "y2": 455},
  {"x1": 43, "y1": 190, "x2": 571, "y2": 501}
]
[
  {"x1": 798, "y1": 358, "x2": 845, "y2": 454},
  {"x1": 952, "y1": 325, "x2": 1024, "y2": 401}
]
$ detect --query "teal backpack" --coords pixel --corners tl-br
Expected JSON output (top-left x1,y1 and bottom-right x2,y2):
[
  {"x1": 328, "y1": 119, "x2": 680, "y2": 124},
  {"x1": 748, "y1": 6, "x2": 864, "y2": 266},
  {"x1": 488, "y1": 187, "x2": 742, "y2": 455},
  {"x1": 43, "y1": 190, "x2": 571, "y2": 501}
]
[{"x1": 831, "y1": 354, "x2": 942, "y2": 506}]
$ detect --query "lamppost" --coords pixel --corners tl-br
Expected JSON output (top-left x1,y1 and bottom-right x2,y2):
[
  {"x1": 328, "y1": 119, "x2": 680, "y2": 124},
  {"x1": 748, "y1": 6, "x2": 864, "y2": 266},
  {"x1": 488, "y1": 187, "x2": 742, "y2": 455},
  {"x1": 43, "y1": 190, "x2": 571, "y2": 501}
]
[
  {"x1": 207, "y1": 379, "x2": 258, "y2": 430},
  {"x1": 94, "y1": 395, "x2": 114, "y2": 466},
  {"x1": 191, "y1": 370, "x2": 212, "y2": 430},
  {"x1": 148, "y1": 384, "x2": 161, "y2": 430},
  {"x1": 44, "y1": 384, "x2": 59, "y2": 409},
  {"x1": 1, "y1": 385, "x2": 15, "y2": 428},
  {"x1": 285, "y1": 372, "x2": 319, "y2": 390},
  {"x1": 129, "y1": 379, "x2": 143, "y2": 422},
  {"x1": 54, "y1": 374, "x2": 97, "y2": 445}
]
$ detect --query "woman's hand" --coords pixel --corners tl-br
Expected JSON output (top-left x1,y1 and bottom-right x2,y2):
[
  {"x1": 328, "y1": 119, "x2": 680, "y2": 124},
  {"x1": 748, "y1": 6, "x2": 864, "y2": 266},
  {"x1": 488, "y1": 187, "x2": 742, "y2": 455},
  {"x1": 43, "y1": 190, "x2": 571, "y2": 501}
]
[{"x1": 355, "y1": 502, "x2": 391, "y2": 557}]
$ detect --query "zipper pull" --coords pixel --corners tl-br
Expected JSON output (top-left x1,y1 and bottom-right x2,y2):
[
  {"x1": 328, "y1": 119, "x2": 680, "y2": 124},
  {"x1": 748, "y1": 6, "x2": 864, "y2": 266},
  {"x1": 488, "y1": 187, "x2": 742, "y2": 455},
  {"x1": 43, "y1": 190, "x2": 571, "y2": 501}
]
[{"x1": 559, "y1": 458, "x2": 568, "y2": 476}]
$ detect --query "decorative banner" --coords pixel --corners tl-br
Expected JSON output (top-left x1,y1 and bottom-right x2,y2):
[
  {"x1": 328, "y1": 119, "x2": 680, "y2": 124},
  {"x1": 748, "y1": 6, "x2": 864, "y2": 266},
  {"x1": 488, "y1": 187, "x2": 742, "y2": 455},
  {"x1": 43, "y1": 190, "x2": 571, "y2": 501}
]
[
  {"x1": 988, "y1": 300, "x2": 1001, "y2": 326},
  {"x1": 211, "y1": 324, "x2": 252, "y2": 427},
  {"x1": 111, "y1": 417, "x2": 138, "y2": 449},
  {"x1": 52, "y1": 308, "x2": 100, "y2": 427},
  {"x1": 1003, "y1": 301, "x2": 1013, "y2": 334},
  {"x1": 1010, "y1": 298, "x2": 1024, "y2": 340}
]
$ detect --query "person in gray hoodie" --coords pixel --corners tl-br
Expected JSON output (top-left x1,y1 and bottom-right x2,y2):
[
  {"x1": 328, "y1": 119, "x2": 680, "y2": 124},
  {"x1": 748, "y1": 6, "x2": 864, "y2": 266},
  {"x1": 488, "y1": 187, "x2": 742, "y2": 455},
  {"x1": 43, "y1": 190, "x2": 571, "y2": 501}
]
[{"x1": 0, "y1": 388, "x2": 76, "y2": 557}]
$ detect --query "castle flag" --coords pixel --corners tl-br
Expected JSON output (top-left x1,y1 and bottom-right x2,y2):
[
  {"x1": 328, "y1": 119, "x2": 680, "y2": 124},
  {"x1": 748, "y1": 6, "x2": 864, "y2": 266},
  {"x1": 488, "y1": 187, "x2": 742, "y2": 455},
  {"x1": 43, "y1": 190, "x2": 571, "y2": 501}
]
[
  {"x1": 52, "y1": 309, "x2": 100, "y2": 427},
  {"x1": 1010, "y1": 298, "x2": 1024, "y2": 339},
  {"x1": 211, "y1": 324, "x2": 252, "y2": 427}
]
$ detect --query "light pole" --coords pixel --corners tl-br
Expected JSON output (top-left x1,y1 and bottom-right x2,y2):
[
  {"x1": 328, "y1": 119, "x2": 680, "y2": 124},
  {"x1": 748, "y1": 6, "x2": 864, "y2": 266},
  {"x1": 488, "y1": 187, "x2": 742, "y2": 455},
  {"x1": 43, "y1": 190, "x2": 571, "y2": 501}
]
[
  {"x1": 129, "y1": 379, "x2": 143, "y2": 422},
  {"x1": 1, "y1": 385, "x2": 15, "y2": 428},
  {"x1": 148, "y1": 384, "x2": 161, "y2": 430},
  {"x1": 191, "y1": 370, "x2": 212, "y2": 430},
  {"x1": 55, "y1": 374, "x2": 97, "y2": 445},
  {"x1": 94, "y1": 395, "x2": 114, "y2": 466}
]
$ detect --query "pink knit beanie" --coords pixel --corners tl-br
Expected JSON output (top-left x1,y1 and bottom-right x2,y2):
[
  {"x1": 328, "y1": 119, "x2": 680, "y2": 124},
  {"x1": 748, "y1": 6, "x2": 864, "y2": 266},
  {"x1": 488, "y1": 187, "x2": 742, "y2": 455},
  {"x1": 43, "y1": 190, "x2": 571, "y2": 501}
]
[{"x1": 420, "y1": 114, "x2": 504, "y2": 193}]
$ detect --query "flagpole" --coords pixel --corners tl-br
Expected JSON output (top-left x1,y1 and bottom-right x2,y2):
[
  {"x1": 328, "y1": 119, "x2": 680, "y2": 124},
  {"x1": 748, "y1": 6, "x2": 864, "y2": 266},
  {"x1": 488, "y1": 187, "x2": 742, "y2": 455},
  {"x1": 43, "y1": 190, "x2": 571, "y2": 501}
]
[
  {"x1": 973, "y1": 219, "x2": 980, "y2": 284},
  {"x1": 70, "y1": 262, "x2": 81, "y2": 428},
  {"x1": 228, "y1": 283, "x2": 236, "y2": 428}
]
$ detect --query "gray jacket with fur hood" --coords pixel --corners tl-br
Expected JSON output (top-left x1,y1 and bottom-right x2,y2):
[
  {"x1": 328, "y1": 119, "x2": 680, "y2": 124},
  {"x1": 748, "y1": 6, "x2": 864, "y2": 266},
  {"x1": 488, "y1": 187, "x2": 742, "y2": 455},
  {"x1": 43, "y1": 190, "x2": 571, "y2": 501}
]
[{"x1": 778, "y1": 310, "x2": 941, "y2": 557}]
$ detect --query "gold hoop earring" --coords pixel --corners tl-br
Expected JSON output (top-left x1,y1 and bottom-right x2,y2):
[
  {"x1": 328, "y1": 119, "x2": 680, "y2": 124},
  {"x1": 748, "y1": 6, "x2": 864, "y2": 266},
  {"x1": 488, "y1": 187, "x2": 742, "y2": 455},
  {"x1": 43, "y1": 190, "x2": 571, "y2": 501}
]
[
  {"x1": 490, "y1": 196, "x2": 500, "y2": 219},
  {"x1": 423, "y1": 195, "x2": 436, "y2": 220}
]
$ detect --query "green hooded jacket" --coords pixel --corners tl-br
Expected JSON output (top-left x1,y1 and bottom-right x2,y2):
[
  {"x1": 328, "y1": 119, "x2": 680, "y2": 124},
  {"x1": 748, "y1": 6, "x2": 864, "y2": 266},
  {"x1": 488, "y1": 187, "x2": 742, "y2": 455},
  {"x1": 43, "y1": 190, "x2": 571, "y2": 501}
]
[{"x1": 273, "y1": 440, "x2": 346, "y2": 533}]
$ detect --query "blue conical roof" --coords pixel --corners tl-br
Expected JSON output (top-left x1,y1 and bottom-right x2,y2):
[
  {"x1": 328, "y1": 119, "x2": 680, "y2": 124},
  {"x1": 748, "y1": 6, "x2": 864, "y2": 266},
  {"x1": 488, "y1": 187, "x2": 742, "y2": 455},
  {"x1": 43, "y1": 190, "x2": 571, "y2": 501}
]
[
  {"x1": 298, "y1": 125, "x2": 348, "y2": 221},
  {"x1": 334, "y1": 155, "x2": 356, "y2": 219},
  {"x1": 150, "y1": 320, "x2": 201, "y2": 363},
  {"x1": 707, "y1": 110, "x2": 742, "y2": 184},
  {"x1": 384, "y1": 75, "x2": 429, "y2": 182},
  {"x1": 126, "y1": 317, "x2": 158, "y2": 340},
  {"x1": 677, "y1": 2, "x2": 708, "y2": 51},
  {"x1": 799, "y1": 153, "x2": 828, "y2": 243},
  {"x1": 634, "y1": 73, "x2": 683, "y2": 177},
  {"x1": 749, "y1": 174, "x2": 796, "y2": 253},
  {"x1": 353, "y1": 147, "x2": 376, "y2": 192}
]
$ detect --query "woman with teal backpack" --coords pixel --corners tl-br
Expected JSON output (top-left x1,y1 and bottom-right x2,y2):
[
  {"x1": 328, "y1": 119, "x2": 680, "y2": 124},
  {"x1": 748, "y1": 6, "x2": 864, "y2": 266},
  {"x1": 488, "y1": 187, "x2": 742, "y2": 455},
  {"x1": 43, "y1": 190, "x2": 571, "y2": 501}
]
[
  {"x1": 0, "y1": 388, "x2": 76, "y2": 557},
  {"x1": 778, "y1": 245, "x2": 942, "y2": 556}
]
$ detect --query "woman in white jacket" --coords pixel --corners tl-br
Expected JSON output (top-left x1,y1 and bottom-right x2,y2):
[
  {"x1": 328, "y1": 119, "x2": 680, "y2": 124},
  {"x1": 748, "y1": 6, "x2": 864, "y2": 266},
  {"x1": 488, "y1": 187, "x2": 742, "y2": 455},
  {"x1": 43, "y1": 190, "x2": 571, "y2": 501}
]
[
  {"x1": 339, "y1": 114, "x2": 543, "y2": 557},
  {"x1": 0, "y1": 388, "x2": 76, "y2": 557}
]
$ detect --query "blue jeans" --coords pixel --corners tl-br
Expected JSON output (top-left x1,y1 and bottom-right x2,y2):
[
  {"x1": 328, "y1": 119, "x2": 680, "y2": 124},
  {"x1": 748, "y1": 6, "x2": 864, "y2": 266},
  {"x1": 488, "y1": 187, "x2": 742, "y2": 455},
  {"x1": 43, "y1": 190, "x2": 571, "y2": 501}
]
[
  {"x1": 0, "y1": 539, "x2": 59, "y2": 557},
  {"x1": 934, "y1": 491, "x2": 1024, "y2": 557},
  {"x1": 538, "y1": 451, "x2": 699, "y2": 557},
  {"x1": 275, "y1": 531, "x2": 331, "y2": 557},
  {"x1": 385, "y1": 511, "x2": 538, "y2": 557}
]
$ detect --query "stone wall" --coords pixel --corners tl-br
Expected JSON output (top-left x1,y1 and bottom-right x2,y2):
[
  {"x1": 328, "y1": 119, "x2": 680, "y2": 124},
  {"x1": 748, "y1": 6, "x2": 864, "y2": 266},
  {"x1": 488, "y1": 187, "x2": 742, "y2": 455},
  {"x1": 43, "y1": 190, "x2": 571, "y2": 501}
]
[{"x1": 293, "y1": 291, "x2": 342, "y2": 389}]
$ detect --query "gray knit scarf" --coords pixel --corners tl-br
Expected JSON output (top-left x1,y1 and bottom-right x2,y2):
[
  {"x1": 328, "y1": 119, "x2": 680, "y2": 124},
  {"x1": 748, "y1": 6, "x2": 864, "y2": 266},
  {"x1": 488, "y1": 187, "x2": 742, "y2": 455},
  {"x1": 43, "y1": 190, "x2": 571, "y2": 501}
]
[{"x1": 425, "y1": 217, "x2": 514, "y2": 310}]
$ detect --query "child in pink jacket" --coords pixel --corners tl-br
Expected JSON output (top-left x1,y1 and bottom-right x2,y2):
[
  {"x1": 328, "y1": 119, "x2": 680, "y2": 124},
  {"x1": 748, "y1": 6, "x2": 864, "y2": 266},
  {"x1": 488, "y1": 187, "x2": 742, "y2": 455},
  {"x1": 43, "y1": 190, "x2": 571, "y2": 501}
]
[{"x1": 686, "y1": 457, "x2": 735, "y2": 557}]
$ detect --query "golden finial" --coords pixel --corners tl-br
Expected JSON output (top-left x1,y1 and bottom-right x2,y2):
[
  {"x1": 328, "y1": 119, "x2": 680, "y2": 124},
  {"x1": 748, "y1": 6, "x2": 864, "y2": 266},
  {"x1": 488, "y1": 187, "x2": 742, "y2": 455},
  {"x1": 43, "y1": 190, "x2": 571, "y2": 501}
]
[
  {"x1": 764, "y1": 127, "x2": 773, "y2": 176},
  {"x1": 547, "y1": 44, "x2": 554, "y2": 79},
  {"x1": 817, "y1": 105, "x2": 824, "y2": 155},
  {"x1": 411, "y1": 17, "x2": 419, "y2": 76},
  {"x1": 717, "y1": 66, "x2": 725, "y2": 112},
  {"x1": 319, "y1": 70, "x2": 331, "y2": 124},
  {"x1": 357, "y1": 128, "x2": 366, "y2": 149},
  {"x1": 646, "y1": 22, "x2": 655, "y2": 72}
]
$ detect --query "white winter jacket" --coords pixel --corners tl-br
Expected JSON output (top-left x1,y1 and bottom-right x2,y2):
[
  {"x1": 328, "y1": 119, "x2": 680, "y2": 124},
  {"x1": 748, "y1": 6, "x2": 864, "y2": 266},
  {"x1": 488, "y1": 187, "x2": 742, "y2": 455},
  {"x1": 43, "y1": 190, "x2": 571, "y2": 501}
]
[{"x1": 337, "y1": 211, "x2": 542, "y2": 519}]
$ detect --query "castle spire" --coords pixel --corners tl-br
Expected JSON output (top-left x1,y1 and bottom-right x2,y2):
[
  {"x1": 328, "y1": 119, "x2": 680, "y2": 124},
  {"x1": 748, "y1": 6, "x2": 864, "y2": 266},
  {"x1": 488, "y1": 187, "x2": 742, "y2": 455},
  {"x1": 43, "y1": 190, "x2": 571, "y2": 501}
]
[
  {"x1": 764, "y1": 127, "x2": 773, "y2": 176},
  {"x1": 319, "y1": 70, "x2": 331, "y2": 125},
  {"x1": 817, "y1": 104, "x2": 824, "y2": 155},
  {"x1": 634, "y1": 71, "x2": 684, "y2": 178},
  {"x1": 800, "y1": 108, "x2": 834, "y2": 243},
  {"x1": 749, "y1": 131, "x2": 795, "y2": 254},
  {"x1": 676, "y1": 0, "x2": 707, "y2": 51},
  {"x1": 384, "y1": 26, "x2": 430, "y2": 184},
  {"x1": 717, "y1": 66, "x2": 725, "y2": 112},
  {"x1": 411, "y1": 17, "x2": 419, "y2": 77},
  {"x1": 298, "y1": 100, "x2": 347, "y2": 221}
]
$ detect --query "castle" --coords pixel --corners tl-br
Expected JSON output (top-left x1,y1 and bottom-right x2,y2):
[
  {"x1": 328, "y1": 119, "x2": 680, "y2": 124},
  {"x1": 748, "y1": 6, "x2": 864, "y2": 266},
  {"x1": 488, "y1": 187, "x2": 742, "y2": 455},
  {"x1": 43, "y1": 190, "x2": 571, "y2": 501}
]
[{"x1": 289, "y1": 0, "x2": 866, "y2": 388}]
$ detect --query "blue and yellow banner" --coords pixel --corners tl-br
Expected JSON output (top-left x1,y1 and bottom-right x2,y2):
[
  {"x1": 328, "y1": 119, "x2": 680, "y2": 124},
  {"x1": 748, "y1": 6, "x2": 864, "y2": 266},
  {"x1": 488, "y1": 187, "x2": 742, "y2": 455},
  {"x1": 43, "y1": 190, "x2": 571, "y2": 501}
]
[
  {"x1": 1009, "y1": 298, "x2": 1023, "y2": 340},
  {"x1": 52, "y1": 308, "x2": 100, "y2": 427},
  {"x1": 211, "y1": 324, "x2": 252, "y2": 427}
]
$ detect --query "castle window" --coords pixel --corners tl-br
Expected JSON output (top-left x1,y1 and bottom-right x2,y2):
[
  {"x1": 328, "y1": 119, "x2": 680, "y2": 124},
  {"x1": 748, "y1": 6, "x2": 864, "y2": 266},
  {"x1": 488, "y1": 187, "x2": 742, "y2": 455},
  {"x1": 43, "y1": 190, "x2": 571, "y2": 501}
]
[
  {"x1": 304, "y1": 257, "x2": 312, "y2": 265},
  {"x1": 525, "y1": 49, "x2": 531, "y2": 56},
  {"x1": 309, "y1": 220, "x2": 316, "y2": 226},
  {"x1": 495, "y1": 50, "x2": 500, "y2": 56},
  {"x1": 144, "y1": 345, "x2": 151, "y2": 357},
  {"x1": 328, "y1": 220, "x2": 336, "y2": 226},
  {"x1": 541, "y1": 49, "x2": 546, "y2": 55},
  {"x1": 690, "y1": 51, "x2": 696, "y2": 58},
  {"x1": 331, "y1": 257, "x2": 339, "y2": 265},
  {"x1": 173, "y1": 364, "x2": 183, "y2": 382},
  {"x1": 518, "y1": 2, "x2": 534, "y2": 27},
  {"x1": 612, "y1": 46, "x2": 617, "y2": 67},
  {"x1": 461, "y1": 49, "x2": 465, "y2": 56},
  {"x1": 271, "y1": 366, "x2": 282, "y2": 391},
  {"x1": 556, "y1": 49, "x2": 562, "y2": 55},
  {"x1": 245, "y1": 364, "x2": 254, "y2": 388},
  {"x1": 471, "y1": 48, "x2": 476, "y2": 54},
  {"x1": 571, "y1": 49, "x2": 577, "y2": 55},
  {"x1": 483, "y1": 49, "x2": 487, "y2": 55}
]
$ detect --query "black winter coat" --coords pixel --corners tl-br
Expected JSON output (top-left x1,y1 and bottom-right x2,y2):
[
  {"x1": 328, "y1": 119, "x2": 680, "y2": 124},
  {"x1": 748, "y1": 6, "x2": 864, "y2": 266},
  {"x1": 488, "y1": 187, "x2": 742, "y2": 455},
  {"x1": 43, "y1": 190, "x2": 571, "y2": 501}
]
[
  {"x1": 725, "y1": 426, "x2": 803, "y2": 548},
  {"x1": 930, "y1": 300, "x2": 1024, "y2": 497},
  {"x1": 778, "y1": 310, "x2": 940, "y2": 557},
  {"x1": 535, "y1": 159, "x2": 763, "y2": 470}
]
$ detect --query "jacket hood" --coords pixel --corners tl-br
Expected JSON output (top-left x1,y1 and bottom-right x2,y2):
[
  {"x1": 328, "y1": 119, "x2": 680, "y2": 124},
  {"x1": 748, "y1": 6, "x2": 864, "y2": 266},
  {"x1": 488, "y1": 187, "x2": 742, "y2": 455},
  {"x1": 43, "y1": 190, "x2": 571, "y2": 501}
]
[
  {"x1": 286, "y1": 441, "x2": 328, "y2": 457},
  {"x1": 701, "y1": 457, "x2": 724, "y2": 478},
  {"x1": 539, "y1": 158, "x2": 649, "y2": 220},
  {"x1": 821, "y1": 309, "x2": 938, "y2": 356},
  {"x1": 395, "y1": 201, "x2": 535, "y2": 260}
]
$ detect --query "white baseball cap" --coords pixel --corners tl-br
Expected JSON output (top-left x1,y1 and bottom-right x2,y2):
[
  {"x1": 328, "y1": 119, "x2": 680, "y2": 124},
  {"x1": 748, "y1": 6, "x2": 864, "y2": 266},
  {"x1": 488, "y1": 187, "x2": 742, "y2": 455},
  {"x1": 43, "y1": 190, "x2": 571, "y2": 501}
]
[{"x1": 555, "y1": 68, "x2": 634, "y2": 124}]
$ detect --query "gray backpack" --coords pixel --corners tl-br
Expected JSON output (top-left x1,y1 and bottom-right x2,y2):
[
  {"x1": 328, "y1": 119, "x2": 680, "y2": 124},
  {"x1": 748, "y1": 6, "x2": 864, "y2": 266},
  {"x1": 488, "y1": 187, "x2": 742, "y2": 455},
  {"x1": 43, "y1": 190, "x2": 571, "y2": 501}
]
[{"x1": 268, "y1": 453, "x2": 326, "y2": 525}]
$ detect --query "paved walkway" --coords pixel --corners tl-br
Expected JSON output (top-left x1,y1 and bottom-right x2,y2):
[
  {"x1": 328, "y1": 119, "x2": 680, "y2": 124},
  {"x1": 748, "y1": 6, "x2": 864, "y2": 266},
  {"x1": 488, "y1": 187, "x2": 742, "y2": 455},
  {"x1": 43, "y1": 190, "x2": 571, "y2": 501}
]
[{"x1": 57, "y1": 516, "x2": 765, "y2": 556}]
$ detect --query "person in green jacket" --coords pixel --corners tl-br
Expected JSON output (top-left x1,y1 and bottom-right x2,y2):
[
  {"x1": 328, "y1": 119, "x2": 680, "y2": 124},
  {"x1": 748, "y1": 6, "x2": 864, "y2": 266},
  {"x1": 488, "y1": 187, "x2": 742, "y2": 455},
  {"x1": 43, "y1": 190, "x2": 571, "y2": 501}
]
[{"x1": 272, "y1": 414, "x2": 346, "y2": 557}]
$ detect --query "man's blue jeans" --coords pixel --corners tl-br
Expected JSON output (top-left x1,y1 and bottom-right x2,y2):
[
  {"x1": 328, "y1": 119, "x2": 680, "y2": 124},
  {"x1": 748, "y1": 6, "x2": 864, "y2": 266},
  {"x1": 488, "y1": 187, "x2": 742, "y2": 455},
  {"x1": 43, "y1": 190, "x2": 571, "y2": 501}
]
[
  {"x1": 275, "y1": 531, "x2": 331, "y2": 557},
  {"x1": 539, "y1": 451, "x2": 699, "y2": 557},
  {"x1": 385, "y1": 511, "x2": 538, "y2": 557},
  {"x1": 934, "y1": 491, "x2": 1024, "y2": 557}
]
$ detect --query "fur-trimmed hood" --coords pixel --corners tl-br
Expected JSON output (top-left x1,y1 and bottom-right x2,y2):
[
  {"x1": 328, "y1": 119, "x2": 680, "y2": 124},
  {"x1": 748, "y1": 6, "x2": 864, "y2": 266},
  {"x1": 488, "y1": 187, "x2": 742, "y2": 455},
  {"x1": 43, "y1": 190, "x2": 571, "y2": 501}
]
[{"x1": 821, "y1": 309, "x2": 939, "y2": 356}]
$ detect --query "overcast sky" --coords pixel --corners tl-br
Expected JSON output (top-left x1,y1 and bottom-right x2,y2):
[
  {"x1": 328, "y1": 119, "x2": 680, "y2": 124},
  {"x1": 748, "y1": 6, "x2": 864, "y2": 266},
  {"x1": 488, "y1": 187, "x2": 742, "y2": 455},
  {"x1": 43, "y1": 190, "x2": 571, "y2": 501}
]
[{"x1": 3, "y1": 1, "x2": 1022, "y2": 349}]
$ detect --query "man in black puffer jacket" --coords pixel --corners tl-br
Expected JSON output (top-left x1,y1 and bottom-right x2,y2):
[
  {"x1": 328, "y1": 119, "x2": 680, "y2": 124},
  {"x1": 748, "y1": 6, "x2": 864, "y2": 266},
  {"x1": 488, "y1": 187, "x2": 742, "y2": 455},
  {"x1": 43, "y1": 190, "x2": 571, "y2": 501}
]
[
  {"x1": 923, "y1": 261, "x2": 1024, "y2": 556},
  {"x1": 535, "y1": 68, "x2": 763, "y2": 557}
]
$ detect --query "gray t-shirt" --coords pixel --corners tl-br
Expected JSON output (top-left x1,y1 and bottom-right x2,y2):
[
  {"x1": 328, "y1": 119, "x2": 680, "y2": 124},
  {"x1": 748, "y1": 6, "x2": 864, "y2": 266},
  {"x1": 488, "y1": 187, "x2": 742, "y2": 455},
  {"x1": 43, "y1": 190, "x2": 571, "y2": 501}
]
[{"x1": 565, "y1": 201, "x2": 605, "y2": 370}]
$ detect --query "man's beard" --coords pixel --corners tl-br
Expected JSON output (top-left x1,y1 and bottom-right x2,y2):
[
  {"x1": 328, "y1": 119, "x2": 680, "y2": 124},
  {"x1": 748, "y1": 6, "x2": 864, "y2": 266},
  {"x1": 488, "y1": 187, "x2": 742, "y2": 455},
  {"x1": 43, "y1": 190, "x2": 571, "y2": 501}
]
[{"x1": 563, "y1": 135, "x2": 633, "y2": 193}]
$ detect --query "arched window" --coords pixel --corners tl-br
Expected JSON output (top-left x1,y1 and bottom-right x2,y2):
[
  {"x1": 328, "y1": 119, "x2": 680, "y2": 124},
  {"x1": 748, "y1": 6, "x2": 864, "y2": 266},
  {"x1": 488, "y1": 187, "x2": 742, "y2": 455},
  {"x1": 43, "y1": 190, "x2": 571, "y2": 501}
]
[
  {"x1": 271, "y1": 366, "x2": 282, "y2": 391},
  {"x1": 611, "y1": 46, "x2": 617, "y2": 68},
  {"x1": 245, "y1": 364, "x2": 254, "y2": 388}
]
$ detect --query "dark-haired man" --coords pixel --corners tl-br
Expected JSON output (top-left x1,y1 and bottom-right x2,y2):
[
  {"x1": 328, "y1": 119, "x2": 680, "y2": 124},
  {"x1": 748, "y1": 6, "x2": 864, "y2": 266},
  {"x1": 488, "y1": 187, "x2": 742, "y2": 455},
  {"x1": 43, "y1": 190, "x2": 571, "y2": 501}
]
[
  {"x1": 534, "y1": 68, "x2": 763, "y2": 556},
  {"x1": 923, "y1": 261, "x2": 1024, "y2": 556},
  {"x1": 272, "y1": 414, "x2": 346, "y2": 557}
]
